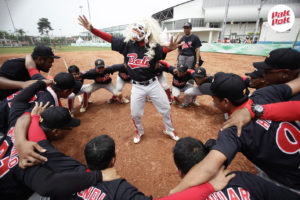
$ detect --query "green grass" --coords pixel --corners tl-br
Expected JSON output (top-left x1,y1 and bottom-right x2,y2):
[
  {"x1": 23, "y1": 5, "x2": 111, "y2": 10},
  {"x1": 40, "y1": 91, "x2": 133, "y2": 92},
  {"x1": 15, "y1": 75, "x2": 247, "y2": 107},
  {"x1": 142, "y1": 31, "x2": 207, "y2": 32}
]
[{"x1": 0, "y1": 46, "x2": 110, "y2": 54}]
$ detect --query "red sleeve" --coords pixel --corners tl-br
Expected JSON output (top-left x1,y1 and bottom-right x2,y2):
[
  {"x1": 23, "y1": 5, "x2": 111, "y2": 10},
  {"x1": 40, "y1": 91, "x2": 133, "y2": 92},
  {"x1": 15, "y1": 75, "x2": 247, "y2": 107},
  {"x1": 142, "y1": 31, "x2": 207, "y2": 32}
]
[
  {"x1": 28, "y1": 68, "x2": 40, "y2": 78},
  {"x1": 28, "y1": 114, "x2": 47, "y2": 142},
  {"x1": 188, "y1": 69, "x2": 195, "y2": 74},
  {"x1": 155, "y1": 182, "x2": 215, "y2": 200},
  {"x1": 158, "y1": 60, "x2": 171, "y2": 68},
  {"x1": 163, "y1": 47, "x2": 171, "y2": 53},
  {"x1": 91, "y1": 27, "x2": 112, "y2": 43},
  {"x1": 261, "y1": 101, "x2": 300, "y2": 121}
]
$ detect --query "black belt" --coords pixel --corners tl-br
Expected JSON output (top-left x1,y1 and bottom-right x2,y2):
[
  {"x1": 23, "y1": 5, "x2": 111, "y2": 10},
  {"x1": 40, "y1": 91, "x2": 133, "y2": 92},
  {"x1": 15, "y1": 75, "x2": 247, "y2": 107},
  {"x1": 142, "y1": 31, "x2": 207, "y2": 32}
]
[{"x1": 132, "y1": 77, "x2": 156, "y2": 86}]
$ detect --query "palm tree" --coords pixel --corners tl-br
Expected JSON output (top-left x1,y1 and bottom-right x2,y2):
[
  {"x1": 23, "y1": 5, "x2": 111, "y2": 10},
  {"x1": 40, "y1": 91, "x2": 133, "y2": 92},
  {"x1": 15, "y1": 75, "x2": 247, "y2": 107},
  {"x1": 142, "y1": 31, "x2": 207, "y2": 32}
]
[{"x1": 16, "y1": 29, "x2": 25, "y2": 40}]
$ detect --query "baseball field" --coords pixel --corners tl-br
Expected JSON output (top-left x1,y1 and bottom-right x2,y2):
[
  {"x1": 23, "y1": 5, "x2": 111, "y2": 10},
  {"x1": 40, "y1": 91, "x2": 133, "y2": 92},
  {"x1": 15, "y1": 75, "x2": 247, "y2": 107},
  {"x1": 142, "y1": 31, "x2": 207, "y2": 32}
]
[{"x1": 0, "y1": 48, "x2": 265, "y2": 198}]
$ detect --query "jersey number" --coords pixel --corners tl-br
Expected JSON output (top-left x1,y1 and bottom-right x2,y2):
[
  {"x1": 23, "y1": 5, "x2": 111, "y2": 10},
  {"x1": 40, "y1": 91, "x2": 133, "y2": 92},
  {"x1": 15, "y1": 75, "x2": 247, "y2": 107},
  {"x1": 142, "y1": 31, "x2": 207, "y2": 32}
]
[{"x1": 276, "y1": 122, "x2": 300, "y2": 154}]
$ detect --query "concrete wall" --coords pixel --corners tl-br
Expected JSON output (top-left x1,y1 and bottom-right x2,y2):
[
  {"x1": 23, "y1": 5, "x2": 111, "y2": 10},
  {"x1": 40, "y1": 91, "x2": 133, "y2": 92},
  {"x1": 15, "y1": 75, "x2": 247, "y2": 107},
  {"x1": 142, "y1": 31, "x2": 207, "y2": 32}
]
[
  {"x1": 224, "y1": 23, "x2": 258, "y2": 36},
  {"x1": 173, "y1": 0, "x2": 204, "y2": 20}
]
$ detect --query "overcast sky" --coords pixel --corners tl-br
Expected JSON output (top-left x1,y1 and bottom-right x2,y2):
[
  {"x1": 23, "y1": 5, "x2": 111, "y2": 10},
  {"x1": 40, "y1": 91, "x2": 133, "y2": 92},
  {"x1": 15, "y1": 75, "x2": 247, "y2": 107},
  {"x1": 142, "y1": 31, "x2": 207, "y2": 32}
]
[{"x1": 0, "y1": 0, "x2": 187, "y2": 37}]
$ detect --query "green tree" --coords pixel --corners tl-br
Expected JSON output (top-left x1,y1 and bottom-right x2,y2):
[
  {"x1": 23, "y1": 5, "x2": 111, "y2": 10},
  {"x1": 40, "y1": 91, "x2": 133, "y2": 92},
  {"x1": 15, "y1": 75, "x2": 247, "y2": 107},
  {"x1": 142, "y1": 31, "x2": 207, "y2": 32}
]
[{"x1": 37, "y1": 18, "x2": 53, "y2": 36}]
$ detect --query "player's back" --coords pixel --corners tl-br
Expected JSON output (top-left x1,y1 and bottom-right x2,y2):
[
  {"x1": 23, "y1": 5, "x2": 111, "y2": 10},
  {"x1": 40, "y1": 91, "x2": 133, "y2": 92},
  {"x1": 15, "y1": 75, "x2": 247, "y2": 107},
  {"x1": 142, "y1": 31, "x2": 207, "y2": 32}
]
[
  {"x1": 207, "y1": 172, "x2": 299, "y2": 200},
  {"x1": 73, "y1": 179, "x2": 151, "y2": 200}
]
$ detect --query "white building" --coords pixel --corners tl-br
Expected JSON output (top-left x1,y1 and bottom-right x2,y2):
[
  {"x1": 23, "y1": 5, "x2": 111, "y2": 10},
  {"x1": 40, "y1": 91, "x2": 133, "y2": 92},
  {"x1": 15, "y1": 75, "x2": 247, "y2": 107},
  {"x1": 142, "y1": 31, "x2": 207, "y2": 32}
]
[{"x1": 152, "y1": 0, "x2": 300, "y2": 44}]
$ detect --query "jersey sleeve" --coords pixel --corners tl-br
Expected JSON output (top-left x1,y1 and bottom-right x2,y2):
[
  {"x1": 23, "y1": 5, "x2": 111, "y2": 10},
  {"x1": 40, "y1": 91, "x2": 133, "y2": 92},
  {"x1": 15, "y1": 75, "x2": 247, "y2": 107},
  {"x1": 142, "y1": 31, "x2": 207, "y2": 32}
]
[
  {"x1": 212, "y1": 127, "x2": 242, "y2": 166},
  {"x1": 194, "y1": 35, "x2": 202, "y2": 48},
  {"x1": 24, "y1": 166, "x2": 102, "y2": 197},
  {"x1": 111, "y1": 36, "x2": 127, "y2": 55},
  {"x1": 80, "y1": 69, "x2": 97, "y2": 80},
  {"x1": 251, "y1": 84, "x2": 293, "y2": 104},
  {"x1": 114, "y1": 179, "x2": 152, "y2": 200},
  {"x1": 105, "y1": 64, "x2": 125, "y2": 74},
  {"x1": 156, "y1": 182, "x2": 215, "y2": 200},
  {"x1": 260, "y1": 100, "x2": 300, "y2": 121}
]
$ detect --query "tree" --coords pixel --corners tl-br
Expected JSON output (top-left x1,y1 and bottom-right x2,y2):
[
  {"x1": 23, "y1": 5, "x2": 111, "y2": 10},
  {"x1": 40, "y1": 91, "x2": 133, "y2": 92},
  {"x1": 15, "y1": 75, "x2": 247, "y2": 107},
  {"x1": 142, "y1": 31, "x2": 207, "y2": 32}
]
[
  {"x1": 16, "y1": 29, "x2": 25, "y2": 40},
  {"x1": 37, "y1": 18, "x2": 53, "y2": 36}
]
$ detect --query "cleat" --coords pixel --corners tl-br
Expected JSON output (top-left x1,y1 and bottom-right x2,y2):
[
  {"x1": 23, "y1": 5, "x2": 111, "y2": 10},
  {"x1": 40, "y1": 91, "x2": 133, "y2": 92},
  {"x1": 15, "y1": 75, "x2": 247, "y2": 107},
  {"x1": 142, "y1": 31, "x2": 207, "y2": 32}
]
[
  {"x1": 70, "y1": 112, "x2": 74, "y2": 117},
  {"x1": 121, "y1": 97, "x2": 130, "y2": 104},
  {"x1": 192, "y1": 101, "x2": 200, "y2": 107},
  {"x1": 133, "y1": 132, "x2": 144, "y2": 144},
  {"x1": 179, "y1": 103, "x2": 189, "y2": 108},
  {"x1": 80, "y1": 107, "x2": 87, "y2": 113},
  {"x1": 88, "y1": 100, "x2": 93, "y2": 104},
  {"x1": 163, "y1": 130, "x2": 179, "y2": 141},
  {"x1": 107, "y1": 98, "x2": 117, "y2": 104}
]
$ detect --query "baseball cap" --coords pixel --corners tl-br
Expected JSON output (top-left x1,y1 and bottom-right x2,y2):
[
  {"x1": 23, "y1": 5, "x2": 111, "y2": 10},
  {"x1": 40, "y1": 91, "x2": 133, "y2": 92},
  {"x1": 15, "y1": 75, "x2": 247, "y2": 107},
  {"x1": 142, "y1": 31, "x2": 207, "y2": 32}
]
[
  {"x1": 253, "y1": 48, "x2": 300, "y2": 71},
  {"x1": 32, "y1": 45, "x2": 60, "y2": 58},
  {"x1": 51, "y1": 72, "x2": 75, "y2": 91},
  {"x1": 200, "y1": 72, "x2": 248, "y2": 102},
  {"x1": 95, "y1": 59, "x2": 105, "y2": 68},
  {"x1": 40, "y1": 106, "x2": 80, "y2": 130},
  {"x1": 245, "y1": 70, "x2": 263, "y2": 79},
  {"x1": 194, "y1": 67, "x2": 207, "y2": 78},
  {"x1": 183, "y1": 22, "x2": 192, "y2": 28},
  {"x1": 178, "y1": 64, "x2": 188, "y2": 72}
]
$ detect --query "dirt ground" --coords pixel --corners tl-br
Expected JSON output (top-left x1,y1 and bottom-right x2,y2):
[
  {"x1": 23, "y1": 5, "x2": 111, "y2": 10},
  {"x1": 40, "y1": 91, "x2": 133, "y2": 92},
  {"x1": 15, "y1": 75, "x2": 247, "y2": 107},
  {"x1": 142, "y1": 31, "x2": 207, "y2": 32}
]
[{"x1": 0, "y1": 50, "x2": 265, "y2": 198}]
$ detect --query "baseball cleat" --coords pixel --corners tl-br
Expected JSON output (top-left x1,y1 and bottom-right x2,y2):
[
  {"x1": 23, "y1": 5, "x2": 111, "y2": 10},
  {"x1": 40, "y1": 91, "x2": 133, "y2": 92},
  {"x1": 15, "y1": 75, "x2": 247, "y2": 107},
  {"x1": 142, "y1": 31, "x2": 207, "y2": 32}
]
[
  {"x1": 179, "y1": 103, "x2": 189, "y2": 108},
  {"x1": 121, "y1": 97, "x2": 130, "y2": 104},
  {"x1": 192, "y1": 101, "x2": 200, "y2": 107},
  {"x1": 80, "y1": 107, "x2": 87, "y2": 113},
  {"x1": 133, "y1": 132, "x2": 144, "y2": 144},
  {"x1": 163, "y1": 130, "x2": 179, "y2": 141}
]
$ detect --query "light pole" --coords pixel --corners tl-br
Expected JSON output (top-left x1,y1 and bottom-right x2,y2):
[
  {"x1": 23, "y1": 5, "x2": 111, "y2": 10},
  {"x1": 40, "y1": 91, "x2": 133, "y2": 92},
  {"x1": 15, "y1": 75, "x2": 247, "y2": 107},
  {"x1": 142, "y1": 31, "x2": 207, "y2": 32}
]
[{"x1": 4, "y1": 0, "x2": 19, "y2": 45}]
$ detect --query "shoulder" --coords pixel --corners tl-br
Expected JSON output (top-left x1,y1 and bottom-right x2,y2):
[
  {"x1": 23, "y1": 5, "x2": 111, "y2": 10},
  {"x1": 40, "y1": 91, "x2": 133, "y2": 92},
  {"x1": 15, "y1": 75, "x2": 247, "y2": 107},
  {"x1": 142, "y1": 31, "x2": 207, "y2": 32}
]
[{"x1": 0, "y1": 58, "x2": 25, "y2": 73}]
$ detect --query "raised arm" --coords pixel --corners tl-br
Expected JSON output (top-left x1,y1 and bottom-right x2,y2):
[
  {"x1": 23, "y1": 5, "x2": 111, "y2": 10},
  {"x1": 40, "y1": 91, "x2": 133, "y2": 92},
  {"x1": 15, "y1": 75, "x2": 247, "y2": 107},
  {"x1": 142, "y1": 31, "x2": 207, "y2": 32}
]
[{"x1": 78, "y1": 15, "x2": 112, "y2": 43}]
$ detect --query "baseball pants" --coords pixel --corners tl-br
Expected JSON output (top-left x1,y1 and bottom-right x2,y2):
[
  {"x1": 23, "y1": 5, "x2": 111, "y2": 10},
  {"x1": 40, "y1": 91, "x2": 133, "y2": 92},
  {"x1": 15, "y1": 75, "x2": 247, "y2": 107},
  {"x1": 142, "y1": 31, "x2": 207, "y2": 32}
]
[
  {"x1": 131, "y1": 78, "x2": 174, "y2": 135},
  {"x1": 82, "y1": 82, "x2": 117, "y2": 107},
  {"x1": 178, "y1": 55, "x2": 195, "y2": 84},
  {"x1": 116, "y1": 76, "x2": 131, "y2": 93},
  {"x1": 157, "y1": 72, "x2": 170, "y2": 90},
  {"x1": 68, "y1": 89, "x2": 85, "y2": 114},
  {"x1": 183, "y1": 86, "x2": 202, "y2": 105},
  {"x1": 172, "y1": 84, "x2": 194, "y2": 100}
]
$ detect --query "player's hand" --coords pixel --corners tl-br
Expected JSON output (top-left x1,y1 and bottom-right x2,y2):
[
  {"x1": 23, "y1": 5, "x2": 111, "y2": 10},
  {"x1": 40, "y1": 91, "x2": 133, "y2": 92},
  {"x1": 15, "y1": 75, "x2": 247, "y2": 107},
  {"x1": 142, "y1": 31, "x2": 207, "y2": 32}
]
[
  {"x1": 42, "y1": 79, "x2": 53, "y2": 86},
  {"x1": 17, "y1": 141, "x2": 47, "y2": 169},
  {"x1": 221, "y1": 107, "x2": 252, "y2": 137},
  {"x1": 21, "y1": 80, "x2": 37, "y2": 89},
  {"x1": 78, "y1": 15, "x2": 92, "y2": 31},
  {"x1": 209, "y1": 166, "x2": 235, "y2": 191},
  {"x1": 31, "y1": 101, "x2": 50, "y2": 116},
  {"x1": 102, "y1": 167, "x2": 121, "y2": 181},
  {"x1": 165, "y1": 34, "x2": 183, "y2": 51},
  {"x1": 25, "y1": 54, "x2": 37, "y2": 70},
  {"x1": 173, "y1": 68, "x2": 178, "y2": 75}
]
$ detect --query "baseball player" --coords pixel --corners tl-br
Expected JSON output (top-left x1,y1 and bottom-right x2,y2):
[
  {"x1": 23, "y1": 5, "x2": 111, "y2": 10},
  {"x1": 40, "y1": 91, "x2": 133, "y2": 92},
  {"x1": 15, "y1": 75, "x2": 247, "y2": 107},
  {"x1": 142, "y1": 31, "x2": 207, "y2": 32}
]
[
  {"x1": 176, "y1": 22, "x2": 202, "y2": 84},
  {"x1": 78, "y1": 59, "x2": 118, "y2": 113},
  {"x1": 79, "y1": 15, "x2": 181, "y2": 143},
  {"x1": 170, "y1": 72, "x2": 300, "y2": 194},
  {"x1": 13, "y1": 84, "x2": 233, "y2": 200},
  {"x1": 105, "y1": 63, "x2": 131, "y2": 104},
  {"x1": 0, "y1": 46, "x2": 59, "y2": 101},
  {"x1": 180, "y1": 67, "x2": 213, "y2": 108},
  {"x1": 0, "y1": 81, "x2": 118, "y2": 199},
  {"x1": 244, "y1": 69, "x2": 267, "y2": 89},
  {"x1": 173, "y1": 137, "x2": 300, "y2": 199},
  {"x1": 0, "y1": 71, "x2": 75, "y2": 138},
  {"x1": 158, "y1": 60, "x2": 199, "y2": 106}
]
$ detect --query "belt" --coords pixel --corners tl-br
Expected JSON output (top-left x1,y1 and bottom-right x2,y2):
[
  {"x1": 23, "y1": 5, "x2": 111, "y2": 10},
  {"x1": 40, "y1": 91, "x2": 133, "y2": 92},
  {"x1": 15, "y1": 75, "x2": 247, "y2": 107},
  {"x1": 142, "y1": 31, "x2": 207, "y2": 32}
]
[{"x1": 132, "y1": 77, "x2": 156, "y2": 86}]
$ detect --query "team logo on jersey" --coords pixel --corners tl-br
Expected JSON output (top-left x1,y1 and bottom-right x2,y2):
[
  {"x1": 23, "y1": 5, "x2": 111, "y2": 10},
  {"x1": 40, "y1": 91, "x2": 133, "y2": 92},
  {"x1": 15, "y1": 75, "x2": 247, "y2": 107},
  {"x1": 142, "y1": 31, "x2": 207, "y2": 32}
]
[
  {"x1": 276, "y1": 122, "x2": 300, "y2": 154},
  {"x1": 181, "y1": 41, "x2": 192, "y2": 49},
  {"x1": 77, "y1": 186, "x2": 106, "y2": 200},
  {"x1": 127, "y1": 53, "x2": 150, "y2": 69}
]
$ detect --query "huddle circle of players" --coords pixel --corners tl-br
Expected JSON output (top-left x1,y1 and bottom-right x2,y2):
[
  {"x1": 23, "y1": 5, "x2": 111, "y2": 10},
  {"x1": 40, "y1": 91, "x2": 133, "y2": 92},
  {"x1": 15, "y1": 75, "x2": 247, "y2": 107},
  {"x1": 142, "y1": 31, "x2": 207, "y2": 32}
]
[{"x1": 0, "y1": 15, "x2": 299, "y2": 200}]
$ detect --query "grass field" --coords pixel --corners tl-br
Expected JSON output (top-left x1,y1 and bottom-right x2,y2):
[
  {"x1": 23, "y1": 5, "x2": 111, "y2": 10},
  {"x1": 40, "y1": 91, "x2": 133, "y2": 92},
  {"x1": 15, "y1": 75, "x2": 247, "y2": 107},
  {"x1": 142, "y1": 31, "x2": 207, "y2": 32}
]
[{"x1": 0, "y1": 46, "x2": 110, "y2": 54}]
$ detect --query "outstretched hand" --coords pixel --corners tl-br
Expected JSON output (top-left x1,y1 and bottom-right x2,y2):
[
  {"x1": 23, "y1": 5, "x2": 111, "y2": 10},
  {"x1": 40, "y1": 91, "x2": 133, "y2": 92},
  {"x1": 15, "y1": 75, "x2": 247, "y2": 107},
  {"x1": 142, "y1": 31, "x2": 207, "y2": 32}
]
[
  {"x1": 78, "y1": 15, "x2": 92, "y2": 31},
  {"x1": 165, "y1": 34, "x2": 183, "y2": 51},
  {"x1": 31, "y1": 101, "x2": 50, "y2": 116}
]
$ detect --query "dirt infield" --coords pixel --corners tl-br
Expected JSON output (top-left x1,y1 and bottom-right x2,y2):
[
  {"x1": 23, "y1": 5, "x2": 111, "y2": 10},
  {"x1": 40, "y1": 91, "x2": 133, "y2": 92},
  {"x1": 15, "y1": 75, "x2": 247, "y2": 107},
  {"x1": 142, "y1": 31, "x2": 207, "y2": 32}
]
[{"x1": 0, "y1": 50, "x2": 265, "y2": 198}]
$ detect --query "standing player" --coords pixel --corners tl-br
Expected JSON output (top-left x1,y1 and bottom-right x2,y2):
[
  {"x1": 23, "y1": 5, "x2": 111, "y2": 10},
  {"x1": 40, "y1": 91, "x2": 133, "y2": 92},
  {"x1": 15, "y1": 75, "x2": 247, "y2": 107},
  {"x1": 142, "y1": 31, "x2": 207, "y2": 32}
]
[
  {"x1": 176, "y1": 22, "x2": 201, "y2": 84},
  {"x1": 181, "y1": 67, "x2": 213, "y2": 108},
  {"x1": 173, "y1": 137, "x2": 299, "y2": 199},
  {"x1": 170, "y1": 72, "x2": 300, "y2": 194},
  {"x1": 79, "y1": 59, "x2": 118, "y2": 112},
  {"x1": 79, "y1": 15, "x2": 181, "y2": 143}
]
